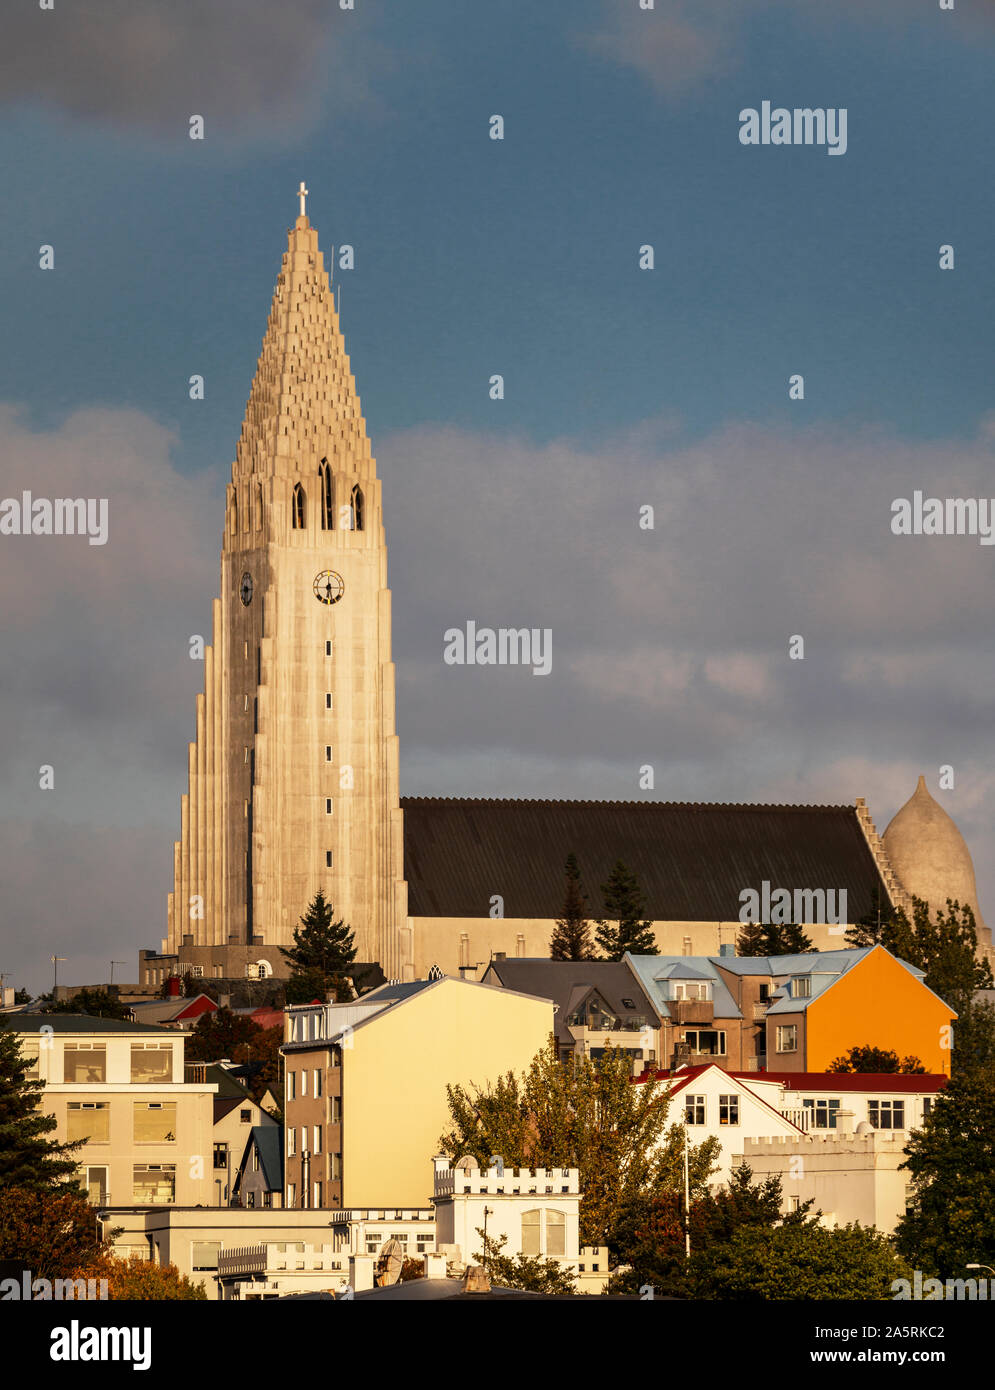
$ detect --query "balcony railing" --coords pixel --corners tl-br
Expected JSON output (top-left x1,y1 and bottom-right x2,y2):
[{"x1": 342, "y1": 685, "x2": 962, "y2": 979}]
[
  {"x1": 669, "y1": 1000, "x2": 714, "y2": 1025},
  {"x1": 752, "y1": 1003, "x2": 769, "y2": 1022},
  {"x1": 566, "y1": 1015, "x2": 648, "y2": 1032},
  {"x1": 780, "y1": 1107, "x2": 812, "y2": 1131}
]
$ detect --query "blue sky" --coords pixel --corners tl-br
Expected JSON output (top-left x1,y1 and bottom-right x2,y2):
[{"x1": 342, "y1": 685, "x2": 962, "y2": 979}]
[{"x1": 1, "y1": 0, "x2": 993, "y2": 988}]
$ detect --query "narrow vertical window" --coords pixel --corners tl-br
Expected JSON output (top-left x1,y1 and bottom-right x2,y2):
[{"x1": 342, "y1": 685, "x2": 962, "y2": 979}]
[
  {"x1": 351, "y1": 484, "x2": 364, "y2": 532},
  {"x1": 292, "y1": 483, "x2": 306, "y2": 530},
  {"x1": 325, "y1": 798, "x2": 333, "y2": 814},
  {"x1": 326, "y1": 851, "x2": 333, "y2": 868},
  {"x1": 325, "y1": 693, "x2": 332, "y2": 709},
  {"x1": 320, "y1": 460, "x2": 334, "y2": 530},
  {"x1": 256, "y1": 482, "x2": 263, "y2": 529},
  {"x1": 325, "y1": 746, "x2": 332, "y2": 762},
  {"x1": 325, "y1": 641, "x2": 332, "y2": 657}
]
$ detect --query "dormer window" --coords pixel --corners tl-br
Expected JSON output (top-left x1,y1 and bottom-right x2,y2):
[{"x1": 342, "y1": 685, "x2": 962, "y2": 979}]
[{"x1": 790, "y1": 976, "x2": 812, "y2": 999}]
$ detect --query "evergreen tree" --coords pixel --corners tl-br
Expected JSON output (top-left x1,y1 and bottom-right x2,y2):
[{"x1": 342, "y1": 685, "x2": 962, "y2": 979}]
[
  {"x1": 895, "y1": 1070, "x2": 995, "y2": 1278},
  {"x1": 595, "y1": 861, "x2": 658, "y2": 960},
  {"x1": 42, "y1": 989, "x2": 130, "y2": 1021},
  {"x1": 847, "y1": 894, "x2": 991, "y2": 1010},
  {"x1": 0, "y1": 1025, "x2": 82, "y2": 1192},
  {"x1": 735, "y1": 921, "x2": 815, "y2": 956},
  {"x1": 549, "y1": 853, "x2": 594, "y2": 960},
  {"x1": 279, "y1": 890, "x2": 357, "y2": 999}
]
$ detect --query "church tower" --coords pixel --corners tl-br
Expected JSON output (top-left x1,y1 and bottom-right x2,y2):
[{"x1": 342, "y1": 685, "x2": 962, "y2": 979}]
[{"x1": 163, "y1": 189, "x2": 409, "y2": 981}]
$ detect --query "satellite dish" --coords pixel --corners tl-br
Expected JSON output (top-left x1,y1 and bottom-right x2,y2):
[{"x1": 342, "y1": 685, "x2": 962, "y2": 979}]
[{"x1": 375, "y1": 1238, "x2": 405, "y2": 1287}]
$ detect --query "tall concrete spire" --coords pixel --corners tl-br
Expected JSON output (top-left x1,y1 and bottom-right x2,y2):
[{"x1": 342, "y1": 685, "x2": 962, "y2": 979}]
[{"x1": 162, "y1": 200, "x2": 410, "y2": 983}]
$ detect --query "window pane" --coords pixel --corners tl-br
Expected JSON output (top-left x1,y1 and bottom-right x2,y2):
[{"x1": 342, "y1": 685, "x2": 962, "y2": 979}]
[
  {"x1": 133, "y1": 1165, "x2": 175, "y2": 1204},
  {"x1": 546, "y1": 1210, "x2": 565, "y2": 1257},
  {"x1": 64, "y1": 1046, "x2": 106, "y2": 1083},
  {"x1": 131, "y1": 1046, "x2": 172, "y2": 1083},
  {"x1": 134, "y1": 1102, "x2": 177, "y2": 1143},
  {"x1": 68, "y1": 1103, "x2": 109, "y2": 1143},
  {"x1": 521, "y1": 1209, "x2": 541, "y2": 1256}
]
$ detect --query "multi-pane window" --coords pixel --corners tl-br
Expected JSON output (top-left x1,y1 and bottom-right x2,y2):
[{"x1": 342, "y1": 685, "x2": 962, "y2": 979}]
[
  {"x1": 685, "y1": 1094, "x2": 706, "y2": 1126},
  {"x1": 20, "y1": 1044, "x2": 40, "y2": 1079},
  {"x1": 68, "y1": 1102, "x2": 109, "y2": 1143},
  {"x1": 802, "y1": 1098, "x2": 840, "y2": 1129},
  {"x1": 522, "y1": 1209, "x2": 566, "y2": 1257},
  {"x1": 776, "y1": 1025, "x2": 798, "y2": 1053},
  {"x1": 790, "y1": 977, "x2": 812, "y2": 998},
  {"x1": 684, "y1": 1030, "x2": 726, "y2": 1056},
  {"x1": 131, "y1": 1044, "x2": 173, "y2": 1083},
  {"x1": 869, "y1": 1100, "x2": 905, "y2": 1130},
  {"x1": 213, "y1": 1143, "x2": 229, "y2": 1170},
  {"x1": 718, "y1": 1094, "x2": 739, "y2": 1125},
  {"x1": 133, "y1": 1102, "x2": 177, "y2": 1143},
  {"x1": 63, "y1": 1044, "x2": 106, "y2": 1084},
  {"x1": 85, "y1": 1166, "x2": 108, "y2": 1204},
  {"x1": 674, "y1": 982, "x2": 708, "y2": 1000},
  {"x1": 133, "y1": 1164, "x2": 175, "y2": 1204}
]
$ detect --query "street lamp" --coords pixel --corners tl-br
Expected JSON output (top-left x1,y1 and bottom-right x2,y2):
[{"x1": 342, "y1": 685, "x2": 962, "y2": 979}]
[{"x1": 967, "y1": 1263, "x2": 995, "y2": 1277}]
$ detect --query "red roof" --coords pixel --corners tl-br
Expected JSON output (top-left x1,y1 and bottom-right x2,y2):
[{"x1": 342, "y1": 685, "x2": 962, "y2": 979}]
[
  {"x1": 172, "y1": 994, "x2": 218, "y2": 1022},
  {"x1": 636, "y1": 1065, "x2": 947, "y2": 1094},
  {"x1": 249, "y1": 1007, "x2": 284, "y2": 1031},
  {"x1": 748, "y1": 1071, "x2": 948, "y2": 1093}
]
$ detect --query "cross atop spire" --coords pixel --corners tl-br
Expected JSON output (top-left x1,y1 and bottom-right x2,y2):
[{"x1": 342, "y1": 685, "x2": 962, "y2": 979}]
[{"x1": 297, "y1": 180, "x2": 309, "y2": 218}]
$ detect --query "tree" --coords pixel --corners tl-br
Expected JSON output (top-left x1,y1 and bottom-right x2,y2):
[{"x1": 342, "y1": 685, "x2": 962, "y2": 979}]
[
  {"x1": 595, "y1": 862, "x2": 658, "y2": 960},
  {"x1": 610, "y1": 1162, "x2": 814, "y2": 1297},
  {"x1": 13, "y1": 989, "x2": 31, "y2": 1005},
  {"x1": 895, "y1": 1069, "x2": 995, "y2": 1278},
  {"x1": 183, "y1": 1009, "x2": 282, "y2": 1102},
  {"x1": 0, "y1": 1187, "x2": 106, "y2": 1280},
  {"x1": 0, "y1": 1026, "x2": 82, "y2": 1192},
  {"x1": 950, "y1": 999, "x2": 995, "y2": 1082},
  {"x1": 440, "y1": 1039, "x2": 718, "y2": 1251},
  {"x1": 473, "y1": 1229, "x2": 576, "y2": 1294},
  {"x1": 848, "y1": 895, "x2": 992, "y2": 1011},
  {"x1": 42, "y1": 989, "x2": 131, "y2": 1021},
  {"x1": 691, "y1": 1221, "x2": 912, "y2": 1300},
  {"x1": 284, "y1": 968, "x2": 331, "y2": 1006},
  {"x1": 735, "y1": 921, "x2": 815, "y2": 956},
  {"x1": 279, "y1": 890, "x2": 357, "y2": 1000},
  {"x1": 828, "y1": 1045, "x2": 926, "y2": 1075},
  {"x1": 70, "y1": 1252, "x2": 206, "y2": 1300},
  {"x1": 549, "y1": 853, "x2": 594, "y2": 961}
]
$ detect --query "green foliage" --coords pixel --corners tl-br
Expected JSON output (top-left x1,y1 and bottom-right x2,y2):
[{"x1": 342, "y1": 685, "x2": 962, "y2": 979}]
[
  {"x1": 950, "y1": 1000, "x2": 995, "y2": 1081},
  {"x1": 13, "y1": 989, "x2": 31, "y2": 1005},
  {"x1": 735, "y1": 921, "x2": 816, "y2": 955},
  {"x1": 595, "y1": 862, "x2": 658, "y2": 960},
  {"x1": 610, "y1": 1162, "x2": 814, "y2": 1296},
  {"x1": 550, "y1": 853, "x2": 594, "y2": 961},
  {"x1": 440, "y1": 1038, "x2": 717, "y2": 1251},
  {"x1": 474, "y1": 1229, "x2": 576, "y2": 1294},
  {"x1": 279, "y1": 890, "x2": 357, "y2": 1000},
  {"x1": 41, "y1": 989, "x2": 130, "y2": 1021},
  {"x1": 895, "y1": 1069, "x2": 995, "y2": 1278},
  {"x1": 284, "y1": 968, "x2": 331, "y2": 1006},
  {"x1": 828, "y1": 1045, "x2": 926, "y2": 1075},
  {"x1": 847, "y1": 895, "x2": 992, "y2": 1010},
  {"x1": 0, "y1": 1026, "x2": 82, "y2": 1192},
  {"x1": 690, "y1": 1220, "x2": 912, "y2": 1300}
]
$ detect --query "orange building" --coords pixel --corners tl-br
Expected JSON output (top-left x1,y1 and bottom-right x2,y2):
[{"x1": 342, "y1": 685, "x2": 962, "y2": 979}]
[{"x1": 626, "y1": 945, "x2": 956, "y2": 1076}]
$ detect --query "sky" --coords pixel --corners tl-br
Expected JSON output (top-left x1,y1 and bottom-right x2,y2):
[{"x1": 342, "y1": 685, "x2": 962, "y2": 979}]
[{"x1": 1, "y1": 0, "x2": 993, "y2": 991}]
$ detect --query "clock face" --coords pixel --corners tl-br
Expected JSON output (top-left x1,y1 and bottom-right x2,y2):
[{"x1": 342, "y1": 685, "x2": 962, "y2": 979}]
[
  {"x1": 313, "y1": 569, "x2": 345, "y2": 606},
  {"x1": 239, "y1": 572, "x2": 253, "y2": 606}
]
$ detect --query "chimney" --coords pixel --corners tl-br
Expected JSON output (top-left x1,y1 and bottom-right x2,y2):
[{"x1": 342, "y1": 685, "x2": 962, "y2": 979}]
[{"x1": 834, "y1": 1109, "x2": 856, "y2": 1135}]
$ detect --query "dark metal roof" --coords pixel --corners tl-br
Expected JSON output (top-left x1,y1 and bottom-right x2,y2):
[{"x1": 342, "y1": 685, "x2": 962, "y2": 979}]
[
  {"x1": 3, "y1": 1012, "x2": 174, "y2": 1035},
  {"x1": 400, "y1": 798, "x2": 886, "y2": 921},
  {"x1": 481, "y1": 960, "x2": 660, "y2": 1045}
]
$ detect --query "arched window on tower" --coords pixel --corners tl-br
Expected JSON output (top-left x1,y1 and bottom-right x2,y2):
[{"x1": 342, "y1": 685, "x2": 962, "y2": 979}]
[
  {"x1": 351, "y1": 484, "x2": 365, "y2": 532},
  {"x1": 256, "y1": 482, "x2": 263, "y2": 529},
  {"x1": 230, "y1": 490, "x2": 238, "y2": 534},
  {"x1": 292, "y1": 483, "x2": 306, "y2": 530},
  {"x1": 320, "y1": 460, "x2": 334, "y2": 531}
]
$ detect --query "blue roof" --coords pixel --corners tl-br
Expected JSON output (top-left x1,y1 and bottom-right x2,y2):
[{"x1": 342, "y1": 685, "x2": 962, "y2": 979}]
[{"x1": 626, "y1": 947, "x2": 928, "y2": 1018}]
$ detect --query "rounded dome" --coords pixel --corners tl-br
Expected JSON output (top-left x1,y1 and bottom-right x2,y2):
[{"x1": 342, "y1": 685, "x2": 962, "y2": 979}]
[{"x1": 882, "y1": 775, "x2": 988, "y2": 938}]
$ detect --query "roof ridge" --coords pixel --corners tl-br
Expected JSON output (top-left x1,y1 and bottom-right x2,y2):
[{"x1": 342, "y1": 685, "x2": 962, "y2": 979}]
[{"x1": 398, "y1": 796, "x2": 857, "y2": 811}]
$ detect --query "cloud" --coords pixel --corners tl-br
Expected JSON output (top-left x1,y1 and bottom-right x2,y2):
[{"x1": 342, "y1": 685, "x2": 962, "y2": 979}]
[{"x1": 0, "y1": 0, "x2": 379, "y2": 141}]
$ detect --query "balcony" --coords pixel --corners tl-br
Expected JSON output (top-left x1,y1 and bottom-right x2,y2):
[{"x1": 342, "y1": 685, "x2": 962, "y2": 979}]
[
  {"x1": 780, "y1": 1107, "x2": 812, "y2": 1131},
  {"x1": 566, "y1": 1014, "x2": 648, "y2": 1032},
  {"x1": 669, "y1": 1000, "x2": 714, "y2": 1025},
  {"x1": 752, "y1": 1003, "x2": 769, "y2": 1023}
]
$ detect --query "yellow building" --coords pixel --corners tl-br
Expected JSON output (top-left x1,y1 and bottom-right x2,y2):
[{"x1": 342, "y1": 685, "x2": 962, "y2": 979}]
[
  {"x1": 10, "y1": 1013, "x2": 217, "y2": 1207},
  {"x1": 281, "y1": 976, "x2": 553, "y2": 1210}
]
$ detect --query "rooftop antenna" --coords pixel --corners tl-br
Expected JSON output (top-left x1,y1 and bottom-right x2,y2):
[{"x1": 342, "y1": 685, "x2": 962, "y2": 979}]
[
  {"x1": 110, "y1": 961, "x2": 126, "y2": 987},
  {"x1": 51, "y1": 955, "x2": 67, "y2": 993}
]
